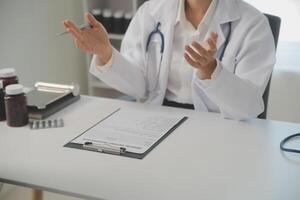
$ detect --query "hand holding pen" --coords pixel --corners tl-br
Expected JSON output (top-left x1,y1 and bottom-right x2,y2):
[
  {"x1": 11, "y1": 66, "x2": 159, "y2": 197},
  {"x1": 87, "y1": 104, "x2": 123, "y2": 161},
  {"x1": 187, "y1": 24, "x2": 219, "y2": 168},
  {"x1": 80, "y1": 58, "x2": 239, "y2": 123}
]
[{"x1": 63, "y1": 13, "x2": 113, "y2": 65}]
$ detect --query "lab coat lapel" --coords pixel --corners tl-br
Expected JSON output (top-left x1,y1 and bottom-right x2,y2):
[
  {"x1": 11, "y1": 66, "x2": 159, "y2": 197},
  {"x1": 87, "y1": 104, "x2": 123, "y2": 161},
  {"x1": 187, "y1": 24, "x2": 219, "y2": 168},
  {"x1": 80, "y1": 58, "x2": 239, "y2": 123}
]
[
  {"x1": 192, "y1": 0, "x2": 241, "y2": 77},
  {"x1": 210, "y1": 0, "x2": 241, "y2": 49},
  {"x1": 210, "y1": 21, "x2": 226, "y2": 50},
  {"x1": 192, "y1": 0, "x2": 241, "y2": 111},
  {"x1": 147, "y1": 0, "x2": 180, "y2": 104}
]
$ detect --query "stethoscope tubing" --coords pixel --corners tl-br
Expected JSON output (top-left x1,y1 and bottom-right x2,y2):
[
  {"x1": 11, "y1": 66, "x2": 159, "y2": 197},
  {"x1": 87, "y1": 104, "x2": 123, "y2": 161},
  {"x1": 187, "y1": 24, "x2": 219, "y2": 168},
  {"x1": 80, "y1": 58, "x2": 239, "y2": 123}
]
[
  {"x1": 146, "y1": 22, "x2": 165, "y2": 53},
  {"x1": 146, "y1": 22, "x2": 232, "y2": 61},
  {"x1": 280, "y1": 133, "x2": 300, "y2": 154}
]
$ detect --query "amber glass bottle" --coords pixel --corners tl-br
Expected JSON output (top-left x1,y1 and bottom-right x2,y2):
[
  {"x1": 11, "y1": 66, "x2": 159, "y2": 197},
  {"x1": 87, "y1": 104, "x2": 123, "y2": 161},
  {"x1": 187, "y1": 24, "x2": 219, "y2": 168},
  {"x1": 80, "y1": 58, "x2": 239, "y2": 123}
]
[
  {"x1": 0, "y1": 80, "x2": 5, "y2": 121},
  {"x1": 5, "y1": 84, "x2": 28, "y2": 127},
  {"x1": 0, "y1": 68, "x2": 19, "y2": 88},
  {"x1": 0, "y1": 68, "x2": 20, "y2": 121}
]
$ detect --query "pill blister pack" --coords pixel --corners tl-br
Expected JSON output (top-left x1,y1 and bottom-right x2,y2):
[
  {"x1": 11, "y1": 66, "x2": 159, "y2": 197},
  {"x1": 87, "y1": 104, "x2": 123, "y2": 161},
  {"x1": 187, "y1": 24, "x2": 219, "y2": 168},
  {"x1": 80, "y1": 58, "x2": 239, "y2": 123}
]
[{"x1": 29, "y1": 119, "x2": 64, "y2": 130}]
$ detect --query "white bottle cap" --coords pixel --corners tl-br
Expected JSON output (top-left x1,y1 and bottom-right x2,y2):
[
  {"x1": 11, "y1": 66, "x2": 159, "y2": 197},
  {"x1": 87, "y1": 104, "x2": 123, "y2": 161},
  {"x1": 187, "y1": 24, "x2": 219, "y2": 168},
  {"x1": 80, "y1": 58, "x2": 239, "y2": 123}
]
[
  {"x1": 0, "y1": 68, "x2": 16, "y2": 78},
  {"x1": 113, "y1": 10, "x2": 124, "y2": 19},
  {"x1": 103, "y1": 9, "x2": 113, "y2": 18},
  {"x1": 0, "y1": 80, "x2": 3, "y2": 89},
  {"x1": 92, "y1": 9, "x2": 102, "y2": 16},
  {"x1": 5, "y1": 84, "x2": 24, "y2": 95},
  {"x1": 124, "y1": 12, "x2": 133, "y2": 20}
]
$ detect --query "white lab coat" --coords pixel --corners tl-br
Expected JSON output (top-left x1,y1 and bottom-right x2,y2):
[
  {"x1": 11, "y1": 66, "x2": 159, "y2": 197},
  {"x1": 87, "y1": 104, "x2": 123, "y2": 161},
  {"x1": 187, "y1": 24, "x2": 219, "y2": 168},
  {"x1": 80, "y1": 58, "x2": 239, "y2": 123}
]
[{"x1": 90, "y1": 0, "x2": 276, "y2": 120}]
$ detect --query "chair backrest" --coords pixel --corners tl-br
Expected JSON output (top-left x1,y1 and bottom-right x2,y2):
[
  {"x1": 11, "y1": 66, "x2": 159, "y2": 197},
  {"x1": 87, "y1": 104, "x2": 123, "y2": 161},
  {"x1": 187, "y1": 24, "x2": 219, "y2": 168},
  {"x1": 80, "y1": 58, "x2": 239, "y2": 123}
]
[{"x1": 258, "y1": 14, "x2": 281, "y2": 119}]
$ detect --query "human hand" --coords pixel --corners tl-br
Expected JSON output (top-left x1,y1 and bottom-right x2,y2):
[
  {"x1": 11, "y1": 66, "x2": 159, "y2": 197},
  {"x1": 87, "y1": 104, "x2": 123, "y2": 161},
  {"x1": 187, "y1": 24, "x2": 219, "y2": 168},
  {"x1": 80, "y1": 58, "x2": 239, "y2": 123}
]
[
  {"x1": 63, "y1": 13, "x2": 113, "y2": 65},
  {"x1": 184, "y1": 32, "x2": 218, "y2": 80}
]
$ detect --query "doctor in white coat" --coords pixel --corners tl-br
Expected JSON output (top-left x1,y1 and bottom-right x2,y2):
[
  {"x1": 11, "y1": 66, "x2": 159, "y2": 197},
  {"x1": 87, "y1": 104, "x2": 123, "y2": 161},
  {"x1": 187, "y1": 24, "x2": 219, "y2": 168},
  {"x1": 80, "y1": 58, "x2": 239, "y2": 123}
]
[{"x1": 63, "y1": 0, "x2": 276, "y2": 120}]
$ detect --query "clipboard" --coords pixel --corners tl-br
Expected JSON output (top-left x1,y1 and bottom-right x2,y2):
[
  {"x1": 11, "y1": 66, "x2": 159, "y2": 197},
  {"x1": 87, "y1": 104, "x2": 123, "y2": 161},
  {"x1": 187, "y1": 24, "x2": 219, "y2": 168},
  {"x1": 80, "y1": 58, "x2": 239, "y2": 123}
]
[{"x1": 64, "y1": 109, "x2": 188, "y2": 159}]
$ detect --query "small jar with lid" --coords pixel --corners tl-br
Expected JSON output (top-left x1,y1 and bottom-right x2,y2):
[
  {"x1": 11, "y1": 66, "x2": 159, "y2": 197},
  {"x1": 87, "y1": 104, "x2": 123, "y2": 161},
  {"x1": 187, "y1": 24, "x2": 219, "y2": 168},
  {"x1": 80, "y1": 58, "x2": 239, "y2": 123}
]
[
  {"x1": 5, "y1": 84, "x2": 28, "y2": 127},
  {"x1": 112, "y1": 10, "x2": 124, "y2": 34},
  {"x1": 102, "y1": 9, "x2": 113, "y2": 33},
  {"x1": 0, "y1": 68, "x2": 19, "y2": 88},
  {"x1": 0, "y1": 80, "x2": 5, "y2": 121},
  {"x1": 92, "y1": 8, "x2": 103, "y2": 23}
]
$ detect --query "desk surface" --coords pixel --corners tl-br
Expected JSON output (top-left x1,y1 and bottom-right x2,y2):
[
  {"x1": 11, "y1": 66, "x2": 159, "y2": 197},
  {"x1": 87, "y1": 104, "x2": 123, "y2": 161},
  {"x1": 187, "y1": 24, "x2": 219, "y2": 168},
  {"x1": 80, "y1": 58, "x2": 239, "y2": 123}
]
[{"x1": 1, "y1": 96, "x2": 300, "y2": 200}]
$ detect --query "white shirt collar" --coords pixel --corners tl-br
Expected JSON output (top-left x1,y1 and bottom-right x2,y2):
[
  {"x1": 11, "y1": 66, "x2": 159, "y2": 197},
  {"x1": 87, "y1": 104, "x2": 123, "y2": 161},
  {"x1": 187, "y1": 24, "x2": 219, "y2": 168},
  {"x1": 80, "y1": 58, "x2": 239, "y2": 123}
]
[{"x1": 176, "y1": 0, "x2": 219, "y2": 31}]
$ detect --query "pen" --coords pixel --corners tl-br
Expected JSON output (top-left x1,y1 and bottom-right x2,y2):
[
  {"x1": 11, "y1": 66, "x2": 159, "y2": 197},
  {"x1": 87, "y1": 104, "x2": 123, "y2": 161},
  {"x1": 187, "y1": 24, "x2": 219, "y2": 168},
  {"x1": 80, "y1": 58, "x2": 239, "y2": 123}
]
[
  {"x1": 83, "y1": 142, "x2": 126, "y2": 155},
  {"x1": 57, "y1": 23, "x2": 92, "y2": 36}
]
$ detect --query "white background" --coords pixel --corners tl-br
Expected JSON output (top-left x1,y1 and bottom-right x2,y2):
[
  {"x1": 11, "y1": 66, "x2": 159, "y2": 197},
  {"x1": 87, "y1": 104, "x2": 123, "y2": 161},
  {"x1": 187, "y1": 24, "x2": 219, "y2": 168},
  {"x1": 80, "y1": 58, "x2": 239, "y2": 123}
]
[{"x1": 245, "y1": 0, "x2": 300, "y2": 70}]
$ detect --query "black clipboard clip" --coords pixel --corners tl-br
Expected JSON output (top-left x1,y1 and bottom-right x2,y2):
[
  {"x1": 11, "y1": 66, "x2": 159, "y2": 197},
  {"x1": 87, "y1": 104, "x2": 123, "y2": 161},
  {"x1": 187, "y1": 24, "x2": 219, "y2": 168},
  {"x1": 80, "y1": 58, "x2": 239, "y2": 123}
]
[{"x1": 83, "y1": 142, "x2": 127, "y2": 155}]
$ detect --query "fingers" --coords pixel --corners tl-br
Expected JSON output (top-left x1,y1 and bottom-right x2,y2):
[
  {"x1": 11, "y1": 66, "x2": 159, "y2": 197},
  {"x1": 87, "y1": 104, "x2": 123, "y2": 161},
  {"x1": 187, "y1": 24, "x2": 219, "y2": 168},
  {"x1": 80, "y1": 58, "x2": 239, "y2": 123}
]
[
  {"x1": 63, "y1": 20, "x2": 86, "y2": 50},
  {"x1": 190, "y1": 42, "x2": 210, "y2": 58},
  {"x1": 208, "y1": 32, "x2": 218, "y2": 43},
  {"x1": 63, "y1": 20, "x2": 68, "y2": 29},
  {"x1": 75, "y1": 39, "x2": 84, "y2": 49},
  {"x1": 206, "y1": 32, "x2": 218, "y2": 53},
  {"x1": 75, "y1": 38, "x2": 90, "y2": 52},
  {"x1": 207, "y1": 38, "x2": 217, "y2": 53},
  {"x1": 63, "y1": 20, "x2": 83, "y2": 41},
  {"x1": 64, "y1": 20, "x2": 81, "y2": 35},
  {"x1": 185, "y1": 45, "x2": 206, "y2": 63},
  {"x1": 184, "y1": 53, "x2": 199, "y2": 68},
  {"x1": 85, "y1": 12, "x2": 100, "y2": 28},
  {"x1": 68, "y1": 27, "x2": 84, "y2": 42},
  {"x1": 184, "y1": 39, "x2": 218, "y2": 69}
]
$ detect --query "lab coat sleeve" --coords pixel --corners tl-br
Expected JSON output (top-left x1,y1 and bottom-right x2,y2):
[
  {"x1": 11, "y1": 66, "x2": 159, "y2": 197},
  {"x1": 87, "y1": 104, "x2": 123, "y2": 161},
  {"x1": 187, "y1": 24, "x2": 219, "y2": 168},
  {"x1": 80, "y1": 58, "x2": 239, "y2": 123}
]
[
  {"x1": 89, "y1": 4, "x2": 149, "y2": 99},
  {"x1": 193, "y1": 15, "x2": 276, "y2": 120}
]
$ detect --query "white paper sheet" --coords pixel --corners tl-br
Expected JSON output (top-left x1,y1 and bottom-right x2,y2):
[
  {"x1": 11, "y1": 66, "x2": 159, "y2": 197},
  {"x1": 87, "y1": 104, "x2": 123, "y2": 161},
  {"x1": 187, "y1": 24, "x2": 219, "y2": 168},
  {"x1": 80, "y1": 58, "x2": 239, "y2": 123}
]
[{"x1": 72, "y1": 108, "x2": 186, "y2": 154}]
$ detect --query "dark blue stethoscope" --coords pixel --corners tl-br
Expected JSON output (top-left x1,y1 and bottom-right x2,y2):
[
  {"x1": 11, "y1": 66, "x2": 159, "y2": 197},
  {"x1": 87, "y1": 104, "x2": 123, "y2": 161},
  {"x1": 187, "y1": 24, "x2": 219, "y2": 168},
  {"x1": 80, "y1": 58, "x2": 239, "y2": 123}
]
[
  {"x1": 146, "y1": 22, "x2": 232, "y2": 62},
  {"x1": 280, "y1": 133, "x2": 300, "y2": 154},
  {"x1": 144, "y1": 21, "x2": 232, "y2": 94},
  {"x1": 146, "y1": 22, "x2": 165, "y2": 54}
]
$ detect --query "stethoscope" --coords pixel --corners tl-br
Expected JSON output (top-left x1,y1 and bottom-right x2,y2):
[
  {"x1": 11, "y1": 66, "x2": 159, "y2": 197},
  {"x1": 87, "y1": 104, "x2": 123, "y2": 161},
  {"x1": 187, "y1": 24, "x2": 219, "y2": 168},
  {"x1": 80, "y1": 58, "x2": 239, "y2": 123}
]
[
  {"x1": 146, "y1": 22, "x2": 165, "y2": 54},
  {"x1": 145, "y1": 21, "x2": 232, "y2": 94},
  {"x1": 280, "y1": 133, "x2": 300, "y2": 154},
  {"x1": 146, "y1": 22, "x2": 232, "y2": 62}
]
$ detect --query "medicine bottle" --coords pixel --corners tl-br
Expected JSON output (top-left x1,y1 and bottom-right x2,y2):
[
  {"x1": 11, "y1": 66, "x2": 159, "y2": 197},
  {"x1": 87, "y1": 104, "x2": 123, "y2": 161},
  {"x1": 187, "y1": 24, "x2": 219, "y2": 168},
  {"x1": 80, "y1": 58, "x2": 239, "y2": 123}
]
[
  {"x1": 5, "y1": 84, "x2": 28, "y2": 127},
  {"x1": 112, "y1": 10, "x2": 124, "y2": 34},
  {"x1": 0, "y1": 68, "x2": 19, "y2": 88},
  {"x1": 92, "y1": 9, "x2": 103, "y2": 23},
  {"x1": 0, "y1": 80, "x2": 5, "y2": 121},
  {"x1": 102, "y1": 9, "x2": 113, "y2": 33}
]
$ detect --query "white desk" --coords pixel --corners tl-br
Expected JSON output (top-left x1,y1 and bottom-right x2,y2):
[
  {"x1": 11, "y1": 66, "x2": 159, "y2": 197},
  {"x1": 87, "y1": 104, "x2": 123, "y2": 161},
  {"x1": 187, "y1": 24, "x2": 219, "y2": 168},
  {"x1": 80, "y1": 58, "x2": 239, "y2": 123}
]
[{"x1": 0, "y1": 96, "x2": 300, "y2": 200}]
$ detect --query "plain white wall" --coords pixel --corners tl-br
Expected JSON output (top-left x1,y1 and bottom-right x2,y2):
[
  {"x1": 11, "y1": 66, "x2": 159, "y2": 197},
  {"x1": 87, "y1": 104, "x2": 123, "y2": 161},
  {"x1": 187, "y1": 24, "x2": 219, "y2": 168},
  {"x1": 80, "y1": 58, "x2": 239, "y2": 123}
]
[
  {"x1": 0, "y1": 0, "x2": 88, "y2": 93},
  {"x1": 268, "y1": 68, "x2": 300, "y2": 123}
]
